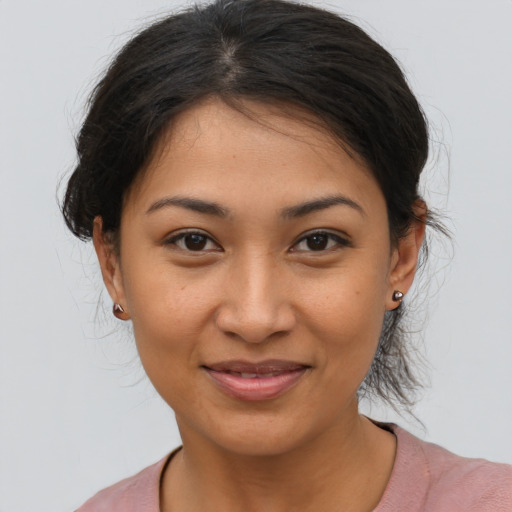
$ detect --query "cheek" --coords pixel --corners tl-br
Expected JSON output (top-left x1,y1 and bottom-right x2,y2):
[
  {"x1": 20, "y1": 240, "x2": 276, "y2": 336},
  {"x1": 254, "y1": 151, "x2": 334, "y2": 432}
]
[
  {"x1": 125, "y1": 277, "x2": 213, "y2": 411},
  {"x1": 121, "y1": 260, "x2": 214, "y2": 373},
  {"x1": 308, "y1": 289, "x2": 385, "y2": 359},
  {"x1": 299, "y1": 261, "x2": 389, "y2": 376},
  {"x1": 130, "y1": 285, "x2": 208, "y2": 345},
  {"x1": 303, "y1": 260, "x2": 389, "y2": 332}
]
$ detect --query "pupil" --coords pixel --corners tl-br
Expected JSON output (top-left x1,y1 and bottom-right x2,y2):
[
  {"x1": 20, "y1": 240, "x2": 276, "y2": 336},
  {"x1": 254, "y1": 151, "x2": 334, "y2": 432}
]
[
  {"x1": 185, "y1": 234, "x2": 207, "y2": 250},
  {"x1": 307, "y1": 234, "x2": 328, "y2": 250}
]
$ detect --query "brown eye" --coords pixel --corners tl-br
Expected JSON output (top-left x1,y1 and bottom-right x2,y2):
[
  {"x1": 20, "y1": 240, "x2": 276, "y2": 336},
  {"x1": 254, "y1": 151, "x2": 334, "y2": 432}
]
[
  {"x1": 306, "y1": 234, "x2": 329, "y2": 251},
  {"x1": 292, "y1": 231, "x2": 350, "y2": 252},
  {"x1": 184, "y1": 233, "x2": 208, "y2": 250},
  {"x1": 166, "y1": 231, "x2": 220, "y2": 252}
]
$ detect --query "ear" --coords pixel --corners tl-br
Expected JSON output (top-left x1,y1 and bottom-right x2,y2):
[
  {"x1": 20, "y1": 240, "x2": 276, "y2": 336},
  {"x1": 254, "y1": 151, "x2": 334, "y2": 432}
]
[
  {"x1": 92, "y1": 216, "x2": 130, "y2": 320},
  {"x1": 386, "y1": 201, "x2": 427, "y2": 310}
]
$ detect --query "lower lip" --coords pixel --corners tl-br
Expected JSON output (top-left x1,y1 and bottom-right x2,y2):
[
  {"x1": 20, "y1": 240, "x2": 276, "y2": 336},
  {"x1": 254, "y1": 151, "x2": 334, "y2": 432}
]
[{"x1": 203, "y1": 368, "x2": 309, "y2": 401}]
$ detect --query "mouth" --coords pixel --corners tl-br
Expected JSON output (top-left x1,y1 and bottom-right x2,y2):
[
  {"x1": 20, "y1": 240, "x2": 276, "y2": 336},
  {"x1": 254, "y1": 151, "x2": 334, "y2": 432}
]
[{"x1": 201, "y1": 360, "x2": 311, "y2": 401}]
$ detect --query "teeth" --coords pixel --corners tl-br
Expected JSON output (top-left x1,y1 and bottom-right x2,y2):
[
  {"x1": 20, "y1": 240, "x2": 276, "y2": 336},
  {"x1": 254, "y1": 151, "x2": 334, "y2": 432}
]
[{"x1": 238, "y1": 372, "x2": 283, "y2": 378}]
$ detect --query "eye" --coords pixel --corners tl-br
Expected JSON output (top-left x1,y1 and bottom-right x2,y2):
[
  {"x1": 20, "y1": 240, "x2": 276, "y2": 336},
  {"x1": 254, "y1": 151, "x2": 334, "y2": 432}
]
[
  {"x1": 292, "y1": 231, "x2": 350, "y2": 252},
  {"x1": 165, "y1": 231, "x2": 221, "y2": 252}
]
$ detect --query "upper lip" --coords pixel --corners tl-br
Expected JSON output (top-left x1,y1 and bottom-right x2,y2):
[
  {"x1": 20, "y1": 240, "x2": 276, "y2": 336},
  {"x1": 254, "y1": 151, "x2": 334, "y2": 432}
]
[{"x1": 203, "y1": 359, "x2": 310, "y2": 374}]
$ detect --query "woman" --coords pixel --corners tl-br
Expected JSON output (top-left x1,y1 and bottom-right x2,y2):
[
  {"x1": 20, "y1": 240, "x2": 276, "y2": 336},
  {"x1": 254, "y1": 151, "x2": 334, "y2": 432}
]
[{"x1": 63, "y1": 0, "x2": 512, "y2": 510}]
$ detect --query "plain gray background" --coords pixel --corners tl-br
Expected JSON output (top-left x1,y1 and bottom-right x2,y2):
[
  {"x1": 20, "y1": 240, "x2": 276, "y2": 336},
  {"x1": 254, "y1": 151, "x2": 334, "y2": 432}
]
[{"x1": 1, "y1": 0, "x2": 511, "y2": 510}]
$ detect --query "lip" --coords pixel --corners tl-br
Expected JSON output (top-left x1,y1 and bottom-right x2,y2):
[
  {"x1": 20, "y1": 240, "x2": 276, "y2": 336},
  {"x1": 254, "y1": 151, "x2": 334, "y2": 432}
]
[{"x1": 202, "y1": 359, "x2": 310, "y2": 401}]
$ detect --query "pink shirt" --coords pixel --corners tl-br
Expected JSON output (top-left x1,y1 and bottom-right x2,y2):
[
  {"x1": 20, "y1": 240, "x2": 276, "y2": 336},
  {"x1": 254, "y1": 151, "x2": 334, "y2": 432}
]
[{"x1": 75, "y1": 424, "x2": 512, "y2": 511}]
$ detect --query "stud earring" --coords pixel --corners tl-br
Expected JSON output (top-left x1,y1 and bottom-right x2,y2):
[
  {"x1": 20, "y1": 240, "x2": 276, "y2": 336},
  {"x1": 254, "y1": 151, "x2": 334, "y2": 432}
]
[
  {"x1": 392, "y1": 290, "x2": 404, "y2": 302},
  {"x1": 113, "y1": 303, "x2": 125, "y2": 318}
]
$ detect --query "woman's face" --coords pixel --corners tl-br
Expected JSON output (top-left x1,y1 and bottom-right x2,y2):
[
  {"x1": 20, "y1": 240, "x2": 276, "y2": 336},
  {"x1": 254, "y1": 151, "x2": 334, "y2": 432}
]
[{"x1": 95, "y1": 98, "x2": 422, "y2": 456}]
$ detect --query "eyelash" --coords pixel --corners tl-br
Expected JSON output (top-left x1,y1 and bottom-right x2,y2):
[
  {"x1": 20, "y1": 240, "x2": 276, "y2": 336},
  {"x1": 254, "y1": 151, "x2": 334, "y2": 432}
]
[
  {"x1": 291, "y1": 231, "x2": 351, "y2": 252},
  {"x1": 165, "y1": 230, "x2": 221, "y2": 252},
  {"x1": 165, "y1": 230, "x2": 351, "y2": 253}
]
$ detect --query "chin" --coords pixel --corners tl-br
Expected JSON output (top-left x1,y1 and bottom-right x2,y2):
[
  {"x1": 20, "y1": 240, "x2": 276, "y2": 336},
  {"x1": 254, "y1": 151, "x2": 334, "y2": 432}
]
[
  {"x1": 178, "y1": 407, "x2": 336, "y2": 458},
  {"x1": 215, "y1": 430, "x2": 312, "y2": 458}
]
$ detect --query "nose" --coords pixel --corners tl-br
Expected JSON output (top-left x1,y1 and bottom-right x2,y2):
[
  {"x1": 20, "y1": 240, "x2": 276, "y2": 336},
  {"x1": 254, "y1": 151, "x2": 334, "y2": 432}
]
[{"x1": 215, "y1": 254, "x2": 296, "y2": 344}]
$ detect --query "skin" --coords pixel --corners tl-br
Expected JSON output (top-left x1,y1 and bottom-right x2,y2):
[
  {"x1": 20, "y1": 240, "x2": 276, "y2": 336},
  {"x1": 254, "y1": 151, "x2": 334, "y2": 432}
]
[{"x1": 94, "y1": 98, "x2": 426, "y2": 512}]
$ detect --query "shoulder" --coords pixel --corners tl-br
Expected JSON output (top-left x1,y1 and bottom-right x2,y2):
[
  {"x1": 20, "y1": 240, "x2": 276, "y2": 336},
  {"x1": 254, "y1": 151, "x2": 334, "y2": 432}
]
[
  {"x1": 75, "y1": 450, "x2": 177, "y2": 512},
  {"x1": 415, "y1": 429, "x2": 512, "y2": 511},
  {"x1": 376, "y1": 424, "x2": 512, "y2": 512}
]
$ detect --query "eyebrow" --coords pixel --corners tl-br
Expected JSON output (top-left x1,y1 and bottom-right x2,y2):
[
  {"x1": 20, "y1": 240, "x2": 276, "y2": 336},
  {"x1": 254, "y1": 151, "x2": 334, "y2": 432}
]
[
  {"x1": 146, "y1": 196, "x2": 229, "y2": 217},
  {"x1": 280, "y1": 195, "x2": 365, "y2": 219},
  {"x1": 145, "y1": 194, "x2": 364, "y2": 218}
]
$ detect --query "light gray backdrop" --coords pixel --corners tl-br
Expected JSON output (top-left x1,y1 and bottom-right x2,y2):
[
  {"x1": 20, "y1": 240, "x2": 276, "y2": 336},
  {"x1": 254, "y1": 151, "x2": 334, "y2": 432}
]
[{"x1": 1, "y1": 1, "x2": 511, "y2": 510}]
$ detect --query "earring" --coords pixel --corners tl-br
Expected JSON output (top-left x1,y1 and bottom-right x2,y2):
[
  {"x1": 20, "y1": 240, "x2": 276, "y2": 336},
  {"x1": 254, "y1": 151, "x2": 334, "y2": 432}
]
[
  {"x1": 392, "y1": 290, "x2": 404, "y2": 302},
  {"x1": 113, "y1": 303, "x2": 125, "y2": 318}
]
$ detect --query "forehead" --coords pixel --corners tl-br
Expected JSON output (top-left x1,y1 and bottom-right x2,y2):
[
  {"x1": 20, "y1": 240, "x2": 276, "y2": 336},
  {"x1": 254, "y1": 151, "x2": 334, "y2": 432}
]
[
  {"x1": 163, "y1": 98, "x2": 364, "y2": 168},
  {"x1": 124, "y1": 98, "x2": 384, "y2": 217}
]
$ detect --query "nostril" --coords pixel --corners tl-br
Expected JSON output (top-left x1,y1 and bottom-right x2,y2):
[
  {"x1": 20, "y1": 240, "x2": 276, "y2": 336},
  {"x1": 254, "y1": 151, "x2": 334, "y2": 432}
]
[{"x1": 214, "y1": 277, "x2": 297, "y2": 343}]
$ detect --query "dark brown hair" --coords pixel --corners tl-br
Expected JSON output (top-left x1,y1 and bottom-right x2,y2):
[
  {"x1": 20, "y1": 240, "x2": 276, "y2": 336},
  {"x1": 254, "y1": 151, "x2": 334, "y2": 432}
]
[{"x1": 62, "y1": 0, "x2": 443, "y2": 409}]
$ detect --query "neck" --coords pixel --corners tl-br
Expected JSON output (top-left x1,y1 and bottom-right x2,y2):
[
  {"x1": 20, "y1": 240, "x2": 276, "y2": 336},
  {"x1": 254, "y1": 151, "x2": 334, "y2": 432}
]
[{"x1": 161, "y1": 411, "x2": 396, "y2": 512}]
